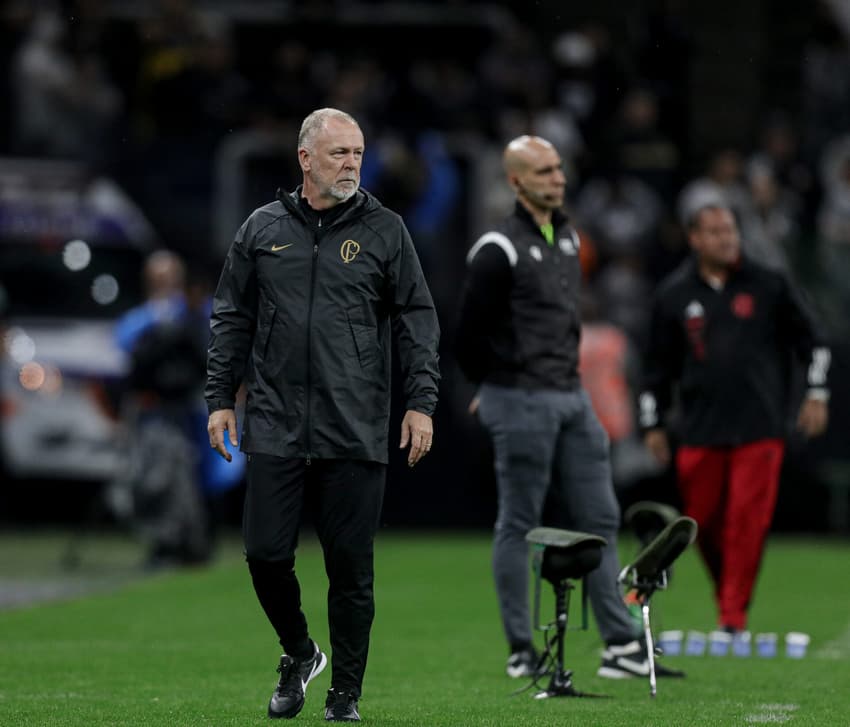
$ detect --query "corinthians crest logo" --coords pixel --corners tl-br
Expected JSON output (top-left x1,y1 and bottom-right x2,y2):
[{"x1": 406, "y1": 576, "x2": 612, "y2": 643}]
[{"x1": 340, "y1": 239, "x2": 361, "y2": 263}]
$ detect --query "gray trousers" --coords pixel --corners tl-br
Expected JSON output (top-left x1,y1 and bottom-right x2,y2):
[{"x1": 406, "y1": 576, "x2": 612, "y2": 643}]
[{"x1": 477, "y1": 383, "x2": 637, "y2": 650}]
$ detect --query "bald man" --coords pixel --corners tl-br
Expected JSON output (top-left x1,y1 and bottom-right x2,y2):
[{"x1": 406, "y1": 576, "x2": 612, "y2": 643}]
[{"x1": 455, "y1": 136, "x2": 684, "y2": 681}]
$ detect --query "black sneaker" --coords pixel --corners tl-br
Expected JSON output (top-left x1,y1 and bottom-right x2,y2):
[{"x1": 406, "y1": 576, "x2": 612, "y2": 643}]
[
  {"x1": 324, "y1": 688, "x2": 360, "y2": 722},
  {"x1": 506, "y1": 647, "x2": 542, "y2": 678},
  {"x1": 268, "y1": 641, "x2": 328, "y2": 719},
  {"x1": 596, "y1": 640, "x2": 686, "y2": 679}
]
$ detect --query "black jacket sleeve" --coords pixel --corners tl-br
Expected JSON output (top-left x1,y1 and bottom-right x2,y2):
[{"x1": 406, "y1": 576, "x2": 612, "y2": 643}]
[
  {"x1": 777, "y1": 275, "x2": 831, "y2": 396},
  {"x1": 204, "y1": 217, "x2": 258, "y2": 413},
  {"x1": 454, "y1": 242, "x2": 512, "y2": 385},
  {"x1": 388, "y1": 218, "x2": 441, "y2": 415},
  {"x1": 639, "y1": 288, "x2": 684, "y2": 431}
]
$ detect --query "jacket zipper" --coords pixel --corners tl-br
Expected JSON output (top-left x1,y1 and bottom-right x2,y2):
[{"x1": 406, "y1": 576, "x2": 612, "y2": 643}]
[{"x1": 305, "y1": 217, "x2": 322, "y2": 465}]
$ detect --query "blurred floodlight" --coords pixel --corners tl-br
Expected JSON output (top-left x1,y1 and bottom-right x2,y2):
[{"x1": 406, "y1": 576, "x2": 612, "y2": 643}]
[
  {"x1": 6, "y1": 327, "x2": 36, "y2": 363},
  {"x1": 20, "y1": 362, "x2": 46, "y2": 391},
  {"x1": 63, "y1": 239, "x2": 92, "y2": 271},
  {"x1": 91, "y1": 274, "x2": 120, "y2": 305},
  {"x1": 552, "y1": 31, "x2": 596, "y2": 67}
]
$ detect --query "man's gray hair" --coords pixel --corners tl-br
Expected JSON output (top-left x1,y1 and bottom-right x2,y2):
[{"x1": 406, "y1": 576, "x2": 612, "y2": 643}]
[
  {"x1": 298, "y1": 108, "x2": 361, "y2": 152},
  {"x1": 686, "y1": 202, "x2": 734, "y2": 230}
]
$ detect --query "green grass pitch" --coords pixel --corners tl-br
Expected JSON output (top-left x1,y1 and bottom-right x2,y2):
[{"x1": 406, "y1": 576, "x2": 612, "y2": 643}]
[{"x1": 1, "y1": 531, "x2": 848, "y2": 726}]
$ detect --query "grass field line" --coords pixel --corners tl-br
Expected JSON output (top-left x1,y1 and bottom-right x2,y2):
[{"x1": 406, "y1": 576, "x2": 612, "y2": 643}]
[
  {"x1": 812, "y1": 619, "x2": 850, "y2": 660},
  {"x1": 744, "y1": 703, "x2": 799, "y2": 723}
]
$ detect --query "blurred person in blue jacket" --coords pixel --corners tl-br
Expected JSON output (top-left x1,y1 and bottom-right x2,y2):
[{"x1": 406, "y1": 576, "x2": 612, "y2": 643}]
[{"x1": 114, "y1": 250, "x2": 243, "y2": 567}]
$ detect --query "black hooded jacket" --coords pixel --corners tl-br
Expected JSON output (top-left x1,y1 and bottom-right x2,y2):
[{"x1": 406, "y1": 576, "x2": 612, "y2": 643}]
[{"x1": 205, "y1": 187, "x2": 440, "y2": 463}]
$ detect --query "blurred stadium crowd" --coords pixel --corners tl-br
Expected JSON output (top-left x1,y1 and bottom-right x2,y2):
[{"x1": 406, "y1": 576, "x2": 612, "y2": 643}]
[{"x1": 1, "y1": 0, "x2": 849, "y2": 533}]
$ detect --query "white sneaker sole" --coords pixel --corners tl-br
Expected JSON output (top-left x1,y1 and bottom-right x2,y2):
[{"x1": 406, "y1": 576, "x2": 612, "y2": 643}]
[{"x1": 597, "y1": 666, "x2": 638, "y2": 679}]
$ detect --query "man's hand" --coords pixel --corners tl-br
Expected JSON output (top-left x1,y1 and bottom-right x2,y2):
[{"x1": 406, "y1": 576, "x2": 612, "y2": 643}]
[
  {"x1": 208, "y1": 408, "x2": 238, "y2": 462},
  {"x1": 644, "y1": 428, "x2": 671, "y2": 468},
  {"x1": 797, "y1": 397, "x2": 828, "y2": 438},
  {"x1": 467, "y1": 396, "x2": 480, "y2": 415},
  {"x1": 399, "y1": 410, "x2": 433, "y2": 467}
]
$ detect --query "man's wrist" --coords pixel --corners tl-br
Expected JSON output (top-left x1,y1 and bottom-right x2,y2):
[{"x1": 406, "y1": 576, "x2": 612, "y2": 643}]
[
  {"x1": 805, "y1": 388, "x2": 830, "y2": 403},
  {"x1": 207, "y1": 399, "x2": 235, "y2": 414}
]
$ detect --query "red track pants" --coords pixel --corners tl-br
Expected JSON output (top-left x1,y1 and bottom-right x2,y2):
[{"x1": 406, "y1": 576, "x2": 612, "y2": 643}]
[{"x1": 675, "y1": 438, "x2": 785, "y2": 631}]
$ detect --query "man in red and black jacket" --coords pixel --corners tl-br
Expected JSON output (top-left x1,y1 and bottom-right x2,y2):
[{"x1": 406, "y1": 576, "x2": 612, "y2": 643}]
[{"x1": 640, "y1": 203, "x2": 830, "y2": 634}]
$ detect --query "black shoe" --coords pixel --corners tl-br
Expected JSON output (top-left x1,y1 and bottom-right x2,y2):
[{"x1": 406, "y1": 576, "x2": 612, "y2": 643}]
[
  {"x1": 506, "y1": 647, "x2": 542, "y2": 678},
  {"x1": 324, "y1": 688, "x2": 360, "y2": 722},
  {"x1": 597, "y1": 640, "x2": 686, "y2": 679},
  {"x1": 268, "y1": 641, "x2": 328, "y2": 719}
]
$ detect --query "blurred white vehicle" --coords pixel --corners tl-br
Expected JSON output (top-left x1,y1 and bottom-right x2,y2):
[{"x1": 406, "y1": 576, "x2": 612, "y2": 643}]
[{"x1": 0, "y1": 158, "x2": 156, "y2": 481}]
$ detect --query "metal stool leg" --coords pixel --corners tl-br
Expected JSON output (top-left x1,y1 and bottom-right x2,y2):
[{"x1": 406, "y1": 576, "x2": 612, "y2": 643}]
[{"x1": 641, "y1": 598, "x2": 657, "y2": 698}]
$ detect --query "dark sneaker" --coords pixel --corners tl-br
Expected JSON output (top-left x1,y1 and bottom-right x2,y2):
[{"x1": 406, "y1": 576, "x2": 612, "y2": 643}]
[
  {"x1": 597, "y1": 640, "x2": 686, "y2": 679},
  {"x1": 506, "y1": 647, "x2": 542, "y2": 678},
  {"x1": 324, "y1": 688, "x2": 360, "y2": 722},
  {"x1": 268, "y1": 641, "x2": 328, "y2": 719}
]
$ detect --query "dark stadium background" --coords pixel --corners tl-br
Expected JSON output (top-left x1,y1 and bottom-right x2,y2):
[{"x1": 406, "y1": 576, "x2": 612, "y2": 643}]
[{"x1": 1, "y1": 0, "x2": 848, "y2": 535}]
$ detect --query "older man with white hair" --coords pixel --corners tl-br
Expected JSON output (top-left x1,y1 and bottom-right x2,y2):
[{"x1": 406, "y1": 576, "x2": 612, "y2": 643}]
[{"x1": 206, "y1": 108, "x2": 440, "y2": 722}]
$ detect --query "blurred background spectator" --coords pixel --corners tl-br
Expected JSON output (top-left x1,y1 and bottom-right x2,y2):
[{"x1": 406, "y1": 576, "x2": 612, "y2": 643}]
[
  {"x1": 111, "y1": 250, "x2": 211, "y2": 568},
  {"x1": 677, "y1": 148, "x2": 749, "y2": 228},
  {"x1": 1, "y1": 0, "x2": 848, "y2": 535},
  {"x1": 10, "y1": 8, "x2": 122, "y2": 164}
]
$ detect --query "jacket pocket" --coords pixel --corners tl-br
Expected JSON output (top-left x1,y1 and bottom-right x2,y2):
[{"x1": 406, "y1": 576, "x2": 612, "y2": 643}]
[
  {"x1": 257, "y1": 304, "x2": 277, "y2": 361},
  {"x1": 346, "y1": 312, "x2": 378, "y2": 371}
]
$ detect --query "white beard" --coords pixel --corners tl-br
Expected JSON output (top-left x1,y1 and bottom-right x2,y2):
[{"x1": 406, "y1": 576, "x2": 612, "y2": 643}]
[{"x1": 328, "y1": 181, "x2": 359, "y2": 202}]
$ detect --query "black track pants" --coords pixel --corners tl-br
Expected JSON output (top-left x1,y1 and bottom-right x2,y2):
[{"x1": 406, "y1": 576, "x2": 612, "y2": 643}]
[{"x1": 243, "y1": 455, "x2": 385, "y2": 696}]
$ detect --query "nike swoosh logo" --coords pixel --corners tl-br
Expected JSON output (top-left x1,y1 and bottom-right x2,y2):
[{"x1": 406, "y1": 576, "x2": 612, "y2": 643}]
[{"x1": 271, "y1": 243, "x2": 293, "y2": 252}]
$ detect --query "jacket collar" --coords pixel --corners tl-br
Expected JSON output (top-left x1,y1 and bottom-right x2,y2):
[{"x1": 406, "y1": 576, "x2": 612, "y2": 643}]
[
  {"x1": 276, "y1": 186, "x2": 378, "y2": 226},
  {"x1": 687, "y1": 252, "x2": 751, "y2": 286},
  {"x1": 512, "y1": 200, "x2": 568, "y2": 232}
]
